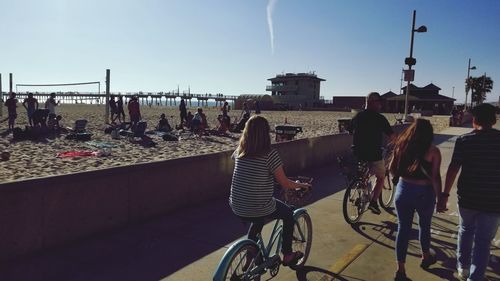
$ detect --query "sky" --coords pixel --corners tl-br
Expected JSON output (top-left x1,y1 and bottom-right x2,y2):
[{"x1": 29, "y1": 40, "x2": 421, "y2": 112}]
[{"x1": 1, "y1": 0, "x2": 499, "y2": 103}]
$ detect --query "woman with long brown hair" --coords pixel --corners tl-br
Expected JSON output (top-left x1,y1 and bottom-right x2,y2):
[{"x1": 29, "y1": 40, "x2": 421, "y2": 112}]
[
  {"x1": 229, "y1": 115, "x2": 311, "y2": 266},
  {"x1": 390, "y1": 119, "x2": 443, "y2": 281}
]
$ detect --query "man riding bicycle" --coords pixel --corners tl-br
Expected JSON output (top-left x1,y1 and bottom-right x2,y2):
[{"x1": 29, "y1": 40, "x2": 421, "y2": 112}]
[{"x1": 351, "y1": 92, "x2": 394, "y2": 214}]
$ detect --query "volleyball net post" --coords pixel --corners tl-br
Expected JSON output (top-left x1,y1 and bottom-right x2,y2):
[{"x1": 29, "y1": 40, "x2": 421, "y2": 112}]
[{"x1": 105, "y1": 69, "x2": 110, "y2": 124}]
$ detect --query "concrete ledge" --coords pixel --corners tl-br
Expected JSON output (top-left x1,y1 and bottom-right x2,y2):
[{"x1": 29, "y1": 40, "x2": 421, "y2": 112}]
[{"x1": 0, "y1": 133, "x2": 353, "y2": 261}]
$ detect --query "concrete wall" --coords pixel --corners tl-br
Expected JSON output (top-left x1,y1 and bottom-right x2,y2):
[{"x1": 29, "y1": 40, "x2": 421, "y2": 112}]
[{"x1": 0, "y1": 133, "x2": 354, "y2": 261}]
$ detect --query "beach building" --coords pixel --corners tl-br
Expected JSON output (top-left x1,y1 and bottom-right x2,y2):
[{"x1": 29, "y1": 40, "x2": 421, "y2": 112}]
[
  {"x1": 266, "y1": 72, "x2": 326, "y2": 108},
  {"x1": 384, "y1": 83, "x2": 455, "y2": 114},
  {"x1": 330, "y1": 96, "x2": 366, "y2": 110}
]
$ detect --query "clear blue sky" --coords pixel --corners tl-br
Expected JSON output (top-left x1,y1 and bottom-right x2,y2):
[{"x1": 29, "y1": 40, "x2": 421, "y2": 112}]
[{"x1": 1, "y1": 0, "x2": 499, "y2": 103}]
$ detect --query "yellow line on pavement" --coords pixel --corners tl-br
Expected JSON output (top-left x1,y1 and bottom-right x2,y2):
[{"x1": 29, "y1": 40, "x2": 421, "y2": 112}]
[{"x1": 329, "y1": 243, "x2": 369, "y2": 274}]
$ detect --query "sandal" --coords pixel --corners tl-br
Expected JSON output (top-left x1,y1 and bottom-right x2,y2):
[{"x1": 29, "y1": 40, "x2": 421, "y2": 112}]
[{"x1": 282, "y1": 251, "x2": 304, "y2": 267}]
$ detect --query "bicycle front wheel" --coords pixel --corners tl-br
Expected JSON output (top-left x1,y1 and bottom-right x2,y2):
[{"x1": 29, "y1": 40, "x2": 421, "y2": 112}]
[
  {"x1": 291, "y1": 212, "x2": 313, "y2": 268},
  {"x1": 378, "y1": 173, "x2": 395, "y2": 209},
  {"x1": 342, "y1": 182, "x2": 364, "y2": 224},
  {"x1": 219, "y1": 244, "x2": 261, "y2": 281}
]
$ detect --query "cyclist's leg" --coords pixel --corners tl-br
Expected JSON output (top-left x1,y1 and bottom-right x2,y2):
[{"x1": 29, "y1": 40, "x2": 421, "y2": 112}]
[
  {"x1": 245, "y1": 217, "x2": 265, "y2": 243},
  {"x1": 271, "y1": 199, "x2": 295, "y2": 255},
  {"x1": 370, "y1": 160, "x2": 386, "y2": 201}
]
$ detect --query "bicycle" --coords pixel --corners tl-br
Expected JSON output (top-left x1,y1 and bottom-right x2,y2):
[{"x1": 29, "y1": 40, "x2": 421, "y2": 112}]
[
  {"x1": 338, "y1": 155, "x2": 395, "y2": 225},
  {"x1": 213, "y1": 178, "x2": 313, "y2": 281}
]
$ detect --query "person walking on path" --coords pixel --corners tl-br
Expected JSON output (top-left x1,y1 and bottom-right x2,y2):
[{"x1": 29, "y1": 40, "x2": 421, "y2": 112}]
[
  {"x1": 439, "y1": 103, "x2": 500, "y2": 281},
  {"x1": 390, "y1": 119, "x2": 443, "y2": 281},
  {"x1": 351, "y1": 92, "x2": 394, "y2": 214},
  {"x1": 22, "y1": 93, "x2": 39, "y2": 126},
  {"x1": 4, "y1": 92, "x2": 18, "y2": 130},
  {"x1": 229, "y1": 115, "x2": 311, "y2": 267}
]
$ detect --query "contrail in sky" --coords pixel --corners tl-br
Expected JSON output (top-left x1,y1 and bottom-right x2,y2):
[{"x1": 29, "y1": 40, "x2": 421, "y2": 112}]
[{"x1": 267, "y1": 0, "x2": 278, "y2": 54}]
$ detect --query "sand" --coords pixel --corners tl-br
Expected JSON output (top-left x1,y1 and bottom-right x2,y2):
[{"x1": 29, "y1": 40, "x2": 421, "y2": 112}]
[{"x1": 0, "y1": 104, "x2": 447, "y2": 183}]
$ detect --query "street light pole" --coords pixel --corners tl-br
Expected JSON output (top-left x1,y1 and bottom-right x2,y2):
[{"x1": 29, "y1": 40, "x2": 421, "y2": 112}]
[
  {"x1": 465, "y1": 58, "x2": 476, "y2": 110},
  {"x1": 403, "y1": 10, "x2": 426, "y2": 121}
]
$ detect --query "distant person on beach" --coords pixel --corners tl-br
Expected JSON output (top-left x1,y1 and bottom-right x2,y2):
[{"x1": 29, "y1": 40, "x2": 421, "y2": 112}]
[
  {"x1": 191, "y1": 107, "x2": 207, "y2": 132},
  {"x1": 117, "y1": 95, "x2": 126, "y2": 123},
  {"x1": 128, "y1": 96, "x2": 141, "y2": 126},
  {"x1": 109, "y1": 95, "x2": 118, "y2": 123},
  {"x1": 390, "y1": 119, "x2": 442, "y2": 280},
  {"x1": 351, "y1": 92, "x2": 394, "y2": 215},
  {"x1": 186, "y1": 111, "x2": 193, "y2": 129},
  {"x1": 22, "y1": 93, "x2": 39, "y2": 126},
  {"x1": 254, "y1": 100, "x2": 261, "y2": 114},
  {"x1": 221, "y1": 101, "x2": 231, "y2": 127},
  {"x1": 32, "y1": 108, "x2": 49, "y2": 127},
  {"x1": 229, "y1": 115, "x2": 311, "y2": 267},
  {"x1": 5, "y1": 92, "x2": 18, "y2": 130},
  {"x1": 440, "y1": 103, "x2": 500, "y2": 281},
  {"x1": 156, "y1": 113, "x2": 172, "y2": 132},
  {"x1": 179, "y1": 99, "x2": 188, "y2": 128},
  {"x1": 45, "y1": 92, "x2": 59, "y2": 115}
]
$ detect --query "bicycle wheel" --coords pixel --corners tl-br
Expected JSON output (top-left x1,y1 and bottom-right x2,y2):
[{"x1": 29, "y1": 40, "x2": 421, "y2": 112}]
[
  {"x1": 291, "y1": 212, "x2": 313, "y2": 268},
  {"x1": 342, "y1": 181, "x2": 365, "y2": 224},
  {"x1": 219, "y1": 244, "x2": 262, "y2": 281},
  {"x1": 378, "y1": 172, "x2": 395, "y2": 209}
]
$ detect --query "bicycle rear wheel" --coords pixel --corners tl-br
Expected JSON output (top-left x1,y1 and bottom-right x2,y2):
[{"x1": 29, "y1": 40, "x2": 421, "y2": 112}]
[
  {"x1": 291, "y1": 212, "x2": 312, "y2": 268},
  {"x1": 378, "y1": 173, "x2": 395, "y2": 209},
  {"x1": 219, "y1": 244, "x2": 261, "y2": 281},
  {"x1": 342, "y1": 181, "x2": 365, "y2": 224}
]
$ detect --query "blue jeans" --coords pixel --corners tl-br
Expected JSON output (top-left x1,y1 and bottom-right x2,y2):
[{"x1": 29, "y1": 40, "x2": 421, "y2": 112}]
[
  {"x1": 457, "y1": 206, "x2": 500, "y2": 281},
  {"x1": 394, "y1": 180, "x2": 435, "y2": 262}
]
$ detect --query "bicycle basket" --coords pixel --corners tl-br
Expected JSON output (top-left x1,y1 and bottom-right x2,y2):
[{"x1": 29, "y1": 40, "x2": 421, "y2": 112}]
[{"x1": 276, "y1": 176, "x2": 313, "y2": 207}]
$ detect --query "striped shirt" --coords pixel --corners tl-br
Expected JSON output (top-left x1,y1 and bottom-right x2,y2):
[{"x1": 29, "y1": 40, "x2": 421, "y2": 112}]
[
  {"x1": 229, "y1": 149, "x2": 282, "y2": 217},
  {"x1": 451, "y1": 128, "x2": 500, "y2": 213}
]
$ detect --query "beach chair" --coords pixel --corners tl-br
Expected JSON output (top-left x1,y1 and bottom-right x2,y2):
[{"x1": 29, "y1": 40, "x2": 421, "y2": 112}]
[{"x1": 66, "y1": 119, "x2": 92, "y2": 141}]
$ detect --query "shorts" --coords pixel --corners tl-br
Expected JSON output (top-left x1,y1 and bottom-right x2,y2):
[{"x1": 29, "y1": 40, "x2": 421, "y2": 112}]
[
  {"x1": 8, "y1": 113, "x2": 17, "y2": 121},
  {"x1": 27, "y1": 108, "x2": 35, "y2": 119},
  {"x1": 368, "y1": 159, "x2": 386, "y2": 178}
]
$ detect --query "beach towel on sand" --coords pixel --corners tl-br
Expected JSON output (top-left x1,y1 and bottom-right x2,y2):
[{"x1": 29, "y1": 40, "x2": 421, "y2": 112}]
[{"x1": 56, "y1": 151, "x2": 105, "y2": 158}]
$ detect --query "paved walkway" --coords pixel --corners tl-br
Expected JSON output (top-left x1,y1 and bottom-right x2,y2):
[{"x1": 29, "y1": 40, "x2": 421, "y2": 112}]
[{"x1": 0, "y1": 125, "x2": 499, "y2": 281}]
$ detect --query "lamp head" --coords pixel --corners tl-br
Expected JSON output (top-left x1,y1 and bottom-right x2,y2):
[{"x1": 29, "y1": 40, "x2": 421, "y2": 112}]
[
  {"x1": 415, "y1": 25, "x2": 427, "y2": 33},
  {"x1": 470, "y1": 66, "x2": 477, "y2": 70}
]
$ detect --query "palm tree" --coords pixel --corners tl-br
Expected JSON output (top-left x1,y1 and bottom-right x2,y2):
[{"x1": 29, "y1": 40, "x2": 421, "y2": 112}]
[{"x1": 466, "y1": 75, "x2": 493, "y2": 107}]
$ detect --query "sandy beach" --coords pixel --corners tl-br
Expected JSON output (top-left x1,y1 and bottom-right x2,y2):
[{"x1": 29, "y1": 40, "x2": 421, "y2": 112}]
[{"x1": 0, "y1": 104, "x2": 449, "y2": 183}]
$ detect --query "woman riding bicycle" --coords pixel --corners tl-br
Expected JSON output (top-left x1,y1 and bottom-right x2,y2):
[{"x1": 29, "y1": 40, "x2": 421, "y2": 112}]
[
  {"x1": 390, "y1": 119, "x2": 443, "y2": 281},
  {"x1": 229, "y1": 115, "x2": 311, "y2": 267}
]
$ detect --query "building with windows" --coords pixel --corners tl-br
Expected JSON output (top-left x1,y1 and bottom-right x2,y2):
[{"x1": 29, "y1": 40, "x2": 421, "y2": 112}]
[
  {"x1": 266, "y1": 72, "x2": 325, "y2": 108},
  {"x1": 384, "y1": 83, "x2": 455, "y2": 114}
]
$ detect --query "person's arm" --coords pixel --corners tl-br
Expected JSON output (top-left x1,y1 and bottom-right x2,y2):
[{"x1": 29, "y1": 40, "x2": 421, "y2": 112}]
[
  {"x1": 35, "y1": 100, "x2": 39, "y2": 109},
  {"x1": 437, "y1": 137, "x2": 463, "y2": 212},
  {"x1": 274, "y1": 166, "x2": 311, "y2": 190},
  {"x1": 22, "y1": 99, "x2": 28, "y2": 110},
  {"x1": 430, "y1": 146, "x2": 442, "y2": 198}
]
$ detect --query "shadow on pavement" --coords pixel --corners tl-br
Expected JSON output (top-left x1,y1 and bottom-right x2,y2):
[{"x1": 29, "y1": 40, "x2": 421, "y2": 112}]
[
  {"x1": 0, "y1": 162, "x2": 348, "y2": 281},
  {"x1": 295, "y1": 266, "x2": 348, "y2": 281}
]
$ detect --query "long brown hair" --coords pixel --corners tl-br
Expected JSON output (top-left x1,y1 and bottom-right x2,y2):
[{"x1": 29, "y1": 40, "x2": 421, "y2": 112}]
[
  {"x1": 390, "y1": 119, "x2": 434, "y2": 176},
  {"x1": 236, "y1": 115, "x2": 271, "y2": 158}
]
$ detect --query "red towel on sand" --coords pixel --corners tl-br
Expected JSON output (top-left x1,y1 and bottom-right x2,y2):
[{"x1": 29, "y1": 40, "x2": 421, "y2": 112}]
[{"x1": 56, "y1": 151, "x2": 99, "y2": 158}]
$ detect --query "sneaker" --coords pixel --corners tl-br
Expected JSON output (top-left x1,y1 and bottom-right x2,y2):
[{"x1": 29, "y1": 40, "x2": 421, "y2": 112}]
[
  {"x1": 457, "y1": 267, "x2": 470, "y2": 280},
  {"x1": 368, "y1": 201, "x2": 381, "y2": 215},
  {"x1": 420, "y1": 254, "x2": 436, "y2": 269},
  {"x1": 282, "y1": 251, "x2": 304, "y2": 267},
  {"x1": 394, "y1": 271, "x2": 412, "y2": 281}
]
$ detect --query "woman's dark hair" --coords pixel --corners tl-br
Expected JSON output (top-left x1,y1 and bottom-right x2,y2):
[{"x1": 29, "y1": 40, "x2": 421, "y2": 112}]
[{"x1": 390, "y1": 119, "x2": 434, "y2": 176}]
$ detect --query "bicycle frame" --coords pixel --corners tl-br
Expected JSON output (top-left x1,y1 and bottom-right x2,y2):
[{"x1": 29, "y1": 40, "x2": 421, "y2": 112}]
[{"x1": 213, "y1": 208, "x2": 309, "y2": 281}]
